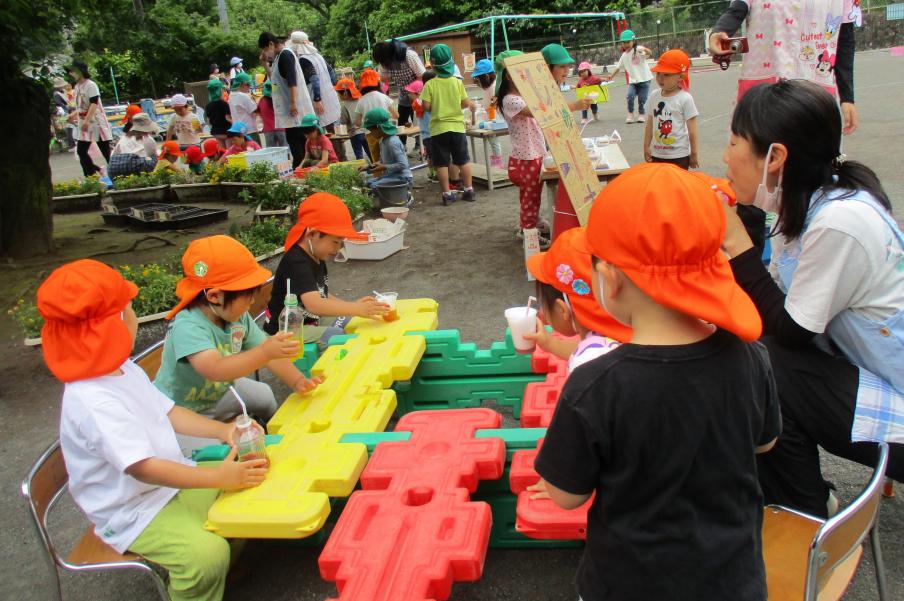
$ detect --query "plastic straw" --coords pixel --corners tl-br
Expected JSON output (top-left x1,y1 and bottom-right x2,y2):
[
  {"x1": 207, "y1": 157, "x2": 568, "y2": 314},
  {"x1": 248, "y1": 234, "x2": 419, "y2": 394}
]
[
  {"x1": 230, "y1": 385, "x2": 248, "y2": 417},
  {"x1": 525, "y1": 296, "x2": 536, "y2": 318},
  {"x1": 284, "y1": 278, "x2": 291, "y2": 332}
]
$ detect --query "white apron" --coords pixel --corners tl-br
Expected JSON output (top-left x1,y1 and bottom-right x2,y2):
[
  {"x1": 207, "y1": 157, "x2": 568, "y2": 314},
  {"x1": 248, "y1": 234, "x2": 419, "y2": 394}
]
[
  {"x1": 270, "y1": 48, "x2": 314, "y2": 130},
  {"x1": 294, "y1": 46, "x2": 341, "y2": 127}
]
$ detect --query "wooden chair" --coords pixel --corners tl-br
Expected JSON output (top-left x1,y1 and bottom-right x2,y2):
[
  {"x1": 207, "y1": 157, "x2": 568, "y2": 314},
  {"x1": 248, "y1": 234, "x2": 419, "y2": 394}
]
[
  {"x1": 21, "y1": 441, "x2": 170, "y2": 601},
  {"x1": 763, "y1": 442, "x2": 889, "y2": 601}
]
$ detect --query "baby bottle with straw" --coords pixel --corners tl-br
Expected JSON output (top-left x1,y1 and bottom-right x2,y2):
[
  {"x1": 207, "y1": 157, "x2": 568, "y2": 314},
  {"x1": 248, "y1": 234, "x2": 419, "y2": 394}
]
[
  {"x1": 277, "y1": 278, "x2": 304, "y2": 361},
  {"x1": 231, "y1": 385, "x2": 269, "y2": 466}
]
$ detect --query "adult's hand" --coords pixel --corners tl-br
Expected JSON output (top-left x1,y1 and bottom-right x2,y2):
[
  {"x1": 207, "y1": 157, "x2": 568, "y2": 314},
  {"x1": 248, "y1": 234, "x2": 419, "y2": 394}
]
[
  {"x1": 314, "y1": 100, "x2": 324, "y2": 115},
  {"x1": 841, "y1": 102, "x2": 858, "y2": 135},
  {"x1": 289, "y1": 103, "x2": 298, "y2": 118},
  {"x1": 708, "y1": 31, "x2": 730, "y2": 56}
]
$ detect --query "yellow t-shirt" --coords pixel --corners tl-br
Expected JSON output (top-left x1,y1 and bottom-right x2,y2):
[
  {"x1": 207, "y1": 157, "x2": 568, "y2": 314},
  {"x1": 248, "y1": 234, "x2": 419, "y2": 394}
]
[{"x1": 421, "y1": 77, "x2": 468, "y2": 137}]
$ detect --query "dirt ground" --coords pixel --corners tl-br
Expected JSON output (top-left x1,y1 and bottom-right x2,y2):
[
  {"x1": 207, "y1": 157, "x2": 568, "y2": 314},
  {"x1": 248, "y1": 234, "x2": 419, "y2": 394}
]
[{"x1": 2, "y1": 50, "x2": 902, "y2": 600}]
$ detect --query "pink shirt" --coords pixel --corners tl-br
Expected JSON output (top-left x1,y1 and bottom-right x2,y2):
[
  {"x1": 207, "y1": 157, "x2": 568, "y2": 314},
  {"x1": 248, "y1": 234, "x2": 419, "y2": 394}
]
[
  {"x1": 502, "y1": 95, "x2": 546, "y2": 161},
  {"x1": 222, "y1": 140, "x2": 262, "y2": 157},
  {"x1": 305, "y1": 134, "x2": 338, "y2": 164},
  {"x1": 257, "y1": 96, "x2": 282, "y2": 133}
]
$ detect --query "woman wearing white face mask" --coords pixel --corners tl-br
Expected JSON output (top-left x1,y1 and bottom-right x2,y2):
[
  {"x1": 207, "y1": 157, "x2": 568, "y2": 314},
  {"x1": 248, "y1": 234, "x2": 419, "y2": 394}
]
[{"x1": 721, "y1": 79, "x2": 904, "y2": 518}]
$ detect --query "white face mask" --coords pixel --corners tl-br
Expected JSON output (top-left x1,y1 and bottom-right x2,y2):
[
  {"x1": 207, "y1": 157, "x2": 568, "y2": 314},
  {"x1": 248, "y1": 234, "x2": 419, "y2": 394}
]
[
  {"x1": 561, "y1": 294, "x2": 581, "y2": 335},
  {"x1": 753, "y1": 143, "x2": 784, "y2": 214}
]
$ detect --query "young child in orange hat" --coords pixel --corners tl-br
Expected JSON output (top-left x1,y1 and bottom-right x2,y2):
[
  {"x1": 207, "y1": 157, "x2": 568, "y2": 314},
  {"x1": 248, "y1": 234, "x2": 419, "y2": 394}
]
[
  {"x1": 264, "y1": 193, "x2": 390, "y2": 342},
  {"x1": 154, "y1": 236, "x2": 320, "y2": 452},
  {"x1": 154, "y1": 140, "x2": 185, "y2": 173},
  {"x1": 38, "y1": 259, "x2": 268, "y2": 601},
  {"x1": 534, "y1": 163, "x2": 779, "y2": 601},
  {"x1": 643, "y1": 49, "x2": 699, "y2": 170}
]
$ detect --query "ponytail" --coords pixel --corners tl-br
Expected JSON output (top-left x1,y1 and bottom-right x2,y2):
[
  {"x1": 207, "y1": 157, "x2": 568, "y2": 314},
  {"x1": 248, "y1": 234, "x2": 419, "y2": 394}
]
[{"x1": 830, "y1": 159, "x2": 892, "y2": 211}]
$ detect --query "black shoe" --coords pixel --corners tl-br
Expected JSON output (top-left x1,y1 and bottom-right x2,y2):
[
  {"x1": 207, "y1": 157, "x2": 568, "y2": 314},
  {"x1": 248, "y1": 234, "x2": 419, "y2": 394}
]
[
  {"x1": 441, "y1": 191, "x2": 458, "y2": 206},
  {"x1": 461, "y1": 187, "x2": 476, "y2": 202}
]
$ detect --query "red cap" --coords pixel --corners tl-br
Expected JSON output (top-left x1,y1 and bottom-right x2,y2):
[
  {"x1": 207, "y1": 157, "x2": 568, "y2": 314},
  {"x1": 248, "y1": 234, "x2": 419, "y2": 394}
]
[
  {"x1": 651, "y1": 49, "x2": 691, "y2": 89},
  {"x1": 283, "y1": 193, "x2": 369, "y2": 251},
  {"x1": 167, "y1": 235, "x2": 272, "y2": 320},
  {"x1": 527, "y1": 228, "x2": 632, "y2": 342},
  {"x1": 577, "y1": 163, "x2": 761, "y2": 342},
  {"x1": 37, "y1": 260, "x2": 138, "y2": 382},
  {"x1": 202, "y1": 138, "x2": 222, "y2": 158},
  {"x1": 184, "y1": 145, "x2": 204, "y2": 165},
  {"x1": 121, "y1": 104, "x2": 142, "y2": 125}
]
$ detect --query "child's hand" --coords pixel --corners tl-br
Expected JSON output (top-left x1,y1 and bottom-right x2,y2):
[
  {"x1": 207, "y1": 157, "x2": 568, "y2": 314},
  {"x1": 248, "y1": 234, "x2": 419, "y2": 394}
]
[
  {"x1": 689, "y1": 152, "x2": 699, "y2": 169},
  {"x1": 292, "y1": 374, "x2": 322, "y2": 395},
  {"x1": 217, "y1": 446, "x2": 268, "y2": 491},
  {"x1": 644, "y1": 149, "x2": 653, "y2": 163},
  {"x1": 602, "y1": 75, "x2": 613, "y2": 82},
  {"x1": 522, "y1": 317, "x2": 553, "y2": 352},
  {"x1": 223, "y1": 419, "x2": 265, "y2": 446},
  {"x1": 354, "y1": 296, "x2": 390, "y2": 319},
  {"x1": 577, "y1": 97, "x2": 593, "y2": 110},
  {"x1": 527, "y1": 478, "x2": 551, "y2": 500},
  {"x1": 261, "y1": 331, "x2": 301, "y2": 360}
]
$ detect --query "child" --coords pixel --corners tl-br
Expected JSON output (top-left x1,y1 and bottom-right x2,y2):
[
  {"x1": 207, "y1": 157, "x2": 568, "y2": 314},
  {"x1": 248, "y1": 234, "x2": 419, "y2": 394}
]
[
  {"x1": 154, "y1": 140, "x2": 185, "y2": 173},
  {"x1": 470, "y1": 59, "x2": 504, "y2": 170},
  {"x1": 264, "y1": 193, "x2": 389, "y2": 342},
  {"x1": 576, "y1": 61, "x2": 603, "y2": 124},
  {"x1": 523, "y1": 227, "x2": 632, "y2": 372},
  {"x1": 602, "y1": 30, "x2": 654, "y2": 123},
  {"x1": 205, "y1": 79, "x2": 232, "y2": 146},
  {"x1": 533, "y1": 163, "x2": 779, "y2": 601},
  {"x1": 219, "y1": 122, "x2": 261, "y2": 163},
  {"x1": 494, "y1": 51, "x2": 551, "y2": 248},
  {"x1": 420, "y1": 44, "x2": 475, "y2": 205},
  {"x1": 334, "y1": 78, "x2": 370, "y2": 161},
  {"x1": 413, "y1": 71, "x2": 437, "y2": 182},
  {"x1": 202, "y1": 138, "x2": 225, "y2": 163},
  {"x1": 39, "y1": 259, "x2": 268, "y2": 601},
  {"x1": 643, "y1": 49, "x2": 699, "y2": 170},
  {"x1": 109, "y1": 113, "x2": 159, "y2": 178},
  {"x1": 361, "y1": 108, "x2": 413, "y2": 195},
  {"x1": 183, "y1": 145, "x2": 206, "y2": 175},
  {"x1": 299, "y1": 114, "x2": 338, "y2": 168},
  {"x1": 154, "y1": 236, "x2": 320, "y2": 442},
  {"x1": 166, "y1": 94, "x2": 203, "y2": 148},
  {"x1": 258, "y1": 82, "x2": 287, "y2": 149},
  {"x1": 228, "y1": 73, "x2": 261, "y2": 145},
  {"x1": 355, "y1": 69, "x2": 397, "y2": 169}
]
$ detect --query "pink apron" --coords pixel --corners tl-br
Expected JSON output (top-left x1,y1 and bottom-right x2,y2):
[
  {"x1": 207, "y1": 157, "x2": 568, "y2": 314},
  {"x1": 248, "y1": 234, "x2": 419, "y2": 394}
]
[{"x1": 738, "y1": 0, "x2": 860, "y2": 100}]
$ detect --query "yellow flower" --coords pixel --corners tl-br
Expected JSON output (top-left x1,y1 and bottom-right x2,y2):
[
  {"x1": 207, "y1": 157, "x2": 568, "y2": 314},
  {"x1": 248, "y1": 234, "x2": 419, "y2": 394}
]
[{"x1": 142, "y1": 269, "x2": 150, "y2": 277}]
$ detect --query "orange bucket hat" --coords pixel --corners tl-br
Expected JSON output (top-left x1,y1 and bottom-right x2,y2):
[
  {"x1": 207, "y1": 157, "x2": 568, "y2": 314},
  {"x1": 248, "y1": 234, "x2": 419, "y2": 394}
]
[
  {"x1": 121, "y1": 104, "x2": 142, "y2": 125},
  {"x1": 651, "y1": 49, "x2": 691, "y2": 89},
  {"x1": 158, "y1": 140, "x2": 182, "y2": 160},
  {"x1": 359, "y1": 69, "x2": 381, "y2": 89},
  {"x1": 334, "y1": 78, "x2": 361, "y2": 99},
  {"x1": 578, "y1": 163, "x2": 761, "y2": 342},
  {"x1": 167, "y1": 235, "x2": 272, "y2": 320},
  {"x1": 284, "y1": 192, "x2": 369, "y2": 251},
  {"x1": 527, "y1": 228, "x2": 633, "y2": 342},
  {"x1": 37, "y1": 260, "x2": 138, "y2": 383}
]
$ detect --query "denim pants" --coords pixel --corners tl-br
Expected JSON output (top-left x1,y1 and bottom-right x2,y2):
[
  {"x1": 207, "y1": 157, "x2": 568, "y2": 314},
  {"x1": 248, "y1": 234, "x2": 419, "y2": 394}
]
[
  {"x1": 350, "y1": 132, "x2": 371, "y2": 161},
  {"x1": 626, "y1": 80, "x2": 651, "y2": 114}
]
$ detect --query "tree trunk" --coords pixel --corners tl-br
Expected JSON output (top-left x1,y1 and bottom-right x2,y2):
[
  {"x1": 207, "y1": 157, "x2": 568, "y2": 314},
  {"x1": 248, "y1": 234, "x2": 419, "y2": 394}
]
[{"x1": 0, "y1": 75, "x2": 54, "y2": 258}]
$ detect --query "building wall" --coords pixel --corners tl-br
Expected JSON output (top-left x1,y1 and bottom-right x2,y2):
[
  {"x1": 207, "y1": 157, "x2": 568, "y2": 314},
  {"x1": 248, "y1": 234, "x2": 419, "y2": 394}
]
[{"x1": 407, "y1": 31, "x2": 474, "y2": 75}]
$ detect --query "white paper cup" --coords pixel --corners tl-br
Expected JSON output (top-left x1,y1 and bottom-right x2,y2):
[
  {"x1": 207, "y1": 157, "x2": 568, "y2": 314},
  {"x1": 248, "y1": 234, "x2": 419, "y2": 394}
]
[
  {"x1": 505, "y1": 307, "x2": 538, "y2": 354},
  {"x1": 375, "y1": 292, "x2": 399, "y2": 321}
]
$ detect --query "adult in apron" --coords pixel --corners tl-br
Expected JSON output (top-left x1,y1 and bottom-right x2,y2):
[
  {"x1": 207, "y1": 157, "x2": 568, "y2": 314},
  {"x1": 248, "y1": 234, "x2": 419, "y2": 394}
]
[
  {"x1": 258, "y1": 32, "x2": 314, "y2": 169},
  {"x1": 721, "y1": 80, "x2": 903, "y2": 518},
  {"x1": 710, "y1": 0, "x2": 861, "y2": 135},
  {"x1": 69, "y1": 61, "x2": 113, "y2": 176},
  {"x1": 289, "y1": 31, "x2": 341, "y2": 128}
]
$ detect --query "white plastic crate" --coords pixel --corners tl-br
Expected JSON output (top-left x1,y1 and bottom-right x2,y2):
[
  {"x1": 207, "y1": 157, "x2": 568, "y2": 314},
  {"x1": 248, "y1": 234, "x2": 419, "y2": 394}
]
[
  {"x1": 341, "y1": 231, "x2": 405, "y2": 260},
  {"x1": 245, "y1": 147, "x2": 290, "y2": 166}
]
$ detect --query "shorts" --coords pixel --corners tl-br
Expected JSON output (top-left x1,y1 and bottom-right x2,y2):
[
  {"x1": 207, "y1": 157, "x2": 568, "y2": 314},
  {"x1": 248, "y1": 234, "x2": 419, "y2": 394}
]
[
  {"x1": 430, "y1": 131, "x2": 469, "y2": 167},
  {"x1": 422, "y1": 137, "x2": 432, "y2": 161},
  {"x1": 651, "y1": 155, "x2": 690, "y2": 170}
]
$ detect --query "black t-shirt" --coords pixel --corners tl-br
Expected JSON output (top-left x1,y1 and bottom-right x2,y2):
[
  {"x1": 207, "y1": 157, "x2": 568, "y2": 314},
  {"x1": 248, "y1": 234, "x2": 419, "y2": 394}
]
[
  {"x1": 264, "y1": 245, "x2": 328, "y2": 334},
  {"x1": 536, "y1": 329, "x2": 780, "y2": 601},
  {"x1": 205, "y1": 99, "x2": 231, "y2": 136},
  {"x1": 277, "y1": 49, "x2": 298, "y2": 87}
]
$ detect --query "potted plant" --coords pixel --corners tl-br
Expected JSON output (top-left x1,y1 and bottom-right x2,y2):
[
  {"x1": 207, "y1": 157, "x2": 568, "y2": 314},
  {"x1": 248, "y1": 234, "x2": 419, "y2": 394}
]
[
  {"x1": 171, "y1": 170, "x2": 222, "y2": 204},
  {"x1": 52, "y1": 175, "x2": 106, "y2": 213},
  {"x1": 105, "y1": 170, "x2": 183, "y2": 209},
  {"x1": 303, "y1": 165, "x2": 373, "y2": 223},
  {"x1": 242, "y1": 180, "x2": 304, "y2": 218},
  {"x1": 230, "y1": 217, "x2": 292, "y2": 260},
  {"x1": 207, "y1": 162, "x2": 261, "y2": 203}
]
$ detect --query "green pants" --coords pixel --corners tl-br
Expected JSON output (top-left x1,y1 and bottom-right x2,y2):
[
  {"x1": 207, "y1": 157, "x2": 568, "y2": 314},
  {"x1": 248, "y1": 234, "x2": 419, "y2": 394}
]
[{"x1": 129, "y1": 489, "x2": 229, "y2": 601}]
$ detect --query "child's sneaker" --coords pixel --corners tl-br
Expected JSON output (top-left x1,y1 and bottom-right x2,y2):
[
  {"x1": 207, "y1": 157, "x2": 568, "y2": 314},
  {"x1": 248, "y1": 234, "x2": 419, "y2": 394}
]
[
  {"x1": 427, "y1": 168, "x2": 438, "y2": 183},
  {"x1": 626, "y1": 112, "x2": 636, "y2": 124},
  {"x1": 460, "y1": 187, "x2": 476, "y2": 202},
  {"x1": 441, "y1": 191, "x2": 458, "y2": 206}
]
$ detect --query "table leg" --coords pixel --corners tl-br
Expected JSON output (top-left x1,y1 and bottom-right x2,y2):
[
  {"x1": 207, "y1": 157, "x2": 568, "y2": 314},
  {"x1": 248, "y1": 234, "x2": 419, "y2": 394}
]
[
  {"x1": 469, "y1": 136, "x2": 477, "y2": 173},
  {"x1": 482, "y1": 137, "x2": 493, "y2": 191}
]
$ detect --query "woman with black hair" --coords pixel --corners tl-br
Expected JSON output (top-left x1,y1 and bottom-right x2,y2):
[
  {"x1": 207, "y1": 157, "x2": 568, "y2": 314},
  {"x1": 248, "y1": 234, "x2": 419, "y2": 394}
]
[
  {"x1": 721, "y1": 79, "x2": 903, "y2": 517},
  {"x1": 68, "y1": 60, "x2": 113, "y2": 176},
  {"x1": 372, "y1": 39, "x2": 425, "y2": 154}
]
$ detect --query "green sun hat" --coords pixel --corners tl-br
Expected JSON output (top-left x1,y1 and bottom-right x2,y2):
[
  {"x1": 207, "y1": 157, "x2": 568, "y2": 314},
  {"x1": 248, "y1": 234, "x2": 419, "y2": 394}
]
[
  {"x1": 300, "y1": 113, "x2": 325, "y2": 133},
  {"x1": 207, "y1": 78, "x2": 223, "y2": 103},
  {"x1": 619, "y1": 29, "x2": 636, "y2": 43},
  {"x1": 540, "y1": 43, "x2": 575, "y2": 66},
  {"x1": 234, "y1": 72, "x2": 253, "y2": 87},
  {"x1": 493, "y1": 50, "x2": 524, "y2": 97},
  {"x1": 362, "y1": 108, "x2": 397, "y2": 135},
  {"x1": 430, "y1": 44, "x2": 456, "y2": 78}
]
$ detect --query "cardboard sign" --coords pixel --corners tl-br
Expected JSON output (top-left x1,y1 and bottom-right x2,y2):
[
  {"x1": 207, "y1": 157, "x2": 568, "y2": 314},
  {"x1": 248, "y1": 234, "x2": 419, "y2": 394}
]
[
  {"x1": 462, "y1": 53, "x2": 476, "y2": 73},
  {"x1": 503, "y1": 53, "x2": 601, "y2": 224}
]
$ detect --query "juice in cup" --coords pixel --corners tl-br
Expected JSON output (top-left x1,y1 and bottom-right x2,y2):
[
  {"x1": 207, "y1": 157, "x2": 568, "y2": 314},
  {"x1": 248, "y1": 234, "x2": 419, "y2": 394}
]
[
  {"x1": 505, "y1": 306, "x2": 538, "y2": 354},
  {"x1": 235, "y1": 414, "x2": 269, "y2": 468},
  {"x1": 376, "y1": 292, "x2": 399, "y2": 321}
]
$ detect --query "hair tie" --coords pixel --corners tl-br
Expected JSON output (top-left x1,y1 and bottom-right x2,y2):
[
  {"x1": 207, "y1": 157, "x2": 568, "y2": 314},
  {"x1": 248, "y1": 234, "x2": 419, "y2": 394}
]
[{"x1": 832, "y1": 153, "x2": 847, "y2": 171}]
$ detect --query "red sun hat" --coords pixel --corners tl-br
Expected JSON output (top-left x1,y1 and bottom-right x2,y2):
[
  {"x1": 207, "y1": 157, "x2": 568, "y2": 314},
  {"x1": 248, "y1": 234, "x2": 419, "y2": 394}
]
[
  {"x1": 527, "y1": 228, "x2": 633, "y2": 342},
  {"x1": 167, "y1": 235, "x2": 272, "y2": 320},
  {"x1": 577, "y1": 163, "x2": 761, "y2": 342},
  {"x1": 283, "y1": 192, "x2": 369, "y2": 251},
  {"x1": 37, "y1": 260, "x2": 139, "y2": 383},
  {"x1": 202, "y1": 138, "x2": 222, "y2": 158},
  {"x1": 158, "y1": 140, "x2": 182, "y2": 160},
  {"x1": 651, "y1": 49, "x2": 691, "y2": 89},
  {"x1": 184, "y1": 145, "x2": 204, "y2": 165}
]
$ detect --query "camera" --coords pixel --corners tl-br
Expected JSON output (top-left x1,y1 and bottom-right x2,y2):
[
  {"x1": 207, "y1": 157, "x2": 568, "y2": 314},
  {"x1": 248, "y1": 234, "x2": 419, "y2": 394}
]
[{"x1": 720, "y1": 37, "x2": 750, "y2": 54}]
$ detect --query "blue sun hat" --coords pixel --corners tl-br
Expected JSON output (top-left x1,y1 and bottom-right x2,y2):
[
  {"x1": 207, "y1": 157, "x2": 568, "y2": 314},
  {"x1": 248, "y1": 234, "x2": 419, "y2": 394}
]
[
  {"x1": 471, "y1": 59, "x2": 494, "y2": 79},
  {"x1": 226, "y1": 121, "x2": 252, "y2": 140}
]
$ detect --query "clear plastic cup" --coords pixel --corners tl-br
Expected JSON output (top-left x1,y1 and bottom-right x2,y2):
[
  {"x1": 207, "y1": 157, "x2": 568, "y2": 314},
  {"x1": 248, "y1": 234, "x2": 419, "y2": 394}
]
[
  {"x1": 375, "y1": 292, "x2": 398, "y2": 322},
  {"x1": 505, "y1": 307, "x2": 538, "y2": 354}
]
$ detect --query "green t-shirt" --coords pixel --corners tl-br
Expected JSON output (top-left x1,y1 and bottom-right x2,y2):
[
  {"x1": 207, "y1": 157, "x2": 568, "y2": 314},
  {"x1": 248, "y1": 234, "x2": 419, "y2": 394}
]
[
  {"x1": 420, "y1": 77, "x2": 468, "y2": 137},
  {"x1": 154, "y1": 307, "x2": 268, "y2": 413}
]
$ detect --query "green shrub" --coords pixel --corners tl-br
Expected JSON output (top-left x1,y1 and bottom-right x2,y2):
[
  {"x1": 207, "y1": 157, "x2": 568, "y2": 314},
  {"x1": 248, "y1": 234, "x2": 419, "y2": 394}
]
[
  {"x1": 233, "y1": 218, "x2": 291, "y2": 257},
  {"x1": 112, "y1": 169, "x2": 187, "y2": 190},
  {"x1": 239, "y1": 181, "x2": 306, "y2": 211},
  {"x1": 7, "y1": 299, "x2": 43, "y2": 339},
  {"x1": 119, "y1": 263, "x2": 181, "y2": 317},
  {"x1": 303, "y1": 165, "x2": 372, "y2": 218},
  {"x1": 202, "y1": 162, "x2": 246, "y2": 183},
  {"x1": 243, "y1": 162, "x2": 279, "y2": 184},
  {"x1": 52, "y1": 175, "x2": 106, "y2": 198}
]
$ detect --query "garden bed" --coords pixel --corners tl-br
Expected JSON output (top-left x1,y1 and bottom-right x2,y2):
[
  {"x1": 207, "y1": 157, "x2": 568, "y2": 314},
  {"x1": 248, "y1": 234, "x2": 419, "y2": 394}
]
[
  {"x1": 105, "y1": 184, "x2": 170, "y2": 206},
  {"x1": 52, "y1": 192, "x2": 102, "y2": 213},
  {"x1": 171, "y1": 182, "x2": 222, "y2": 204}
]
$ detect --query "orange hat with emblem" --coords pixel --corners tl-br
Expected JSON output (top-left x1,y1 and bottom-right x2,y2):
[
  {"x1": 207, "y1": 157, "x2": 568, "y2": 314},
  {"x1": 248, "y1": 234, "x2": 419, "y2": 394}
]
[
  {"x1": 283, "y1": 193, "x2": 369, "y2": 252},
  {"x1": 527, "y1": 228, "x2": 633, "y2": 342},
  {"x1": 167, "y1": 235, "x2": 272, "y2": 320},
  {"x1": 359, "y1": 69, "x2": 381, "y2": 89},
  {"x1": 651, "y1": 49, "x2": 691, "y2": 89},
  {"x1": 334, "y1": 78, "x2": 361, "y2": 99},
  {"x1": 577, "y1": 163, "x2": 761, "y2": 342},
  {"x1": 37, "y1": 260, "x2": 139, "y2": 382}
]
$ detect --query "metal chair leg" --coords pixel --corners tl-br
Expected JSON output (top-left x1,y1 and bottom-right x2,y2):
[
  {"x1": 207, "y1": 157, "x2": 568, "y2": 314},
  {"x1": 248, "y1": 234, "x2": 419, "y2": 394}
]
[{"x1": 870, "y1": 525, "x2": 888, "y2": 601}]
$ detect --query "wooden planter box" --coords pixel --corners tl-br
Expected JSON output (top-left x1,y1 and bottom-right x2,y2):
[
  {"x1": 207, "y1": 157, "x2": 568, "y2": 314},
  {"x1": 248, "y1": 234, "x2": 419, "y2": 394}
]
[
  {"x1": 171, "y1": 182, "x2": 222, "y2": 204},
  {"x1": 105, "y1": 185, "x2": 170, "y2": 207},
  {"x1": 220, "y1": 182, "x2": 260, "y2": 203},
  {"x1": 52, "y1": 192, "x2": 103, "y2": 214}
]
